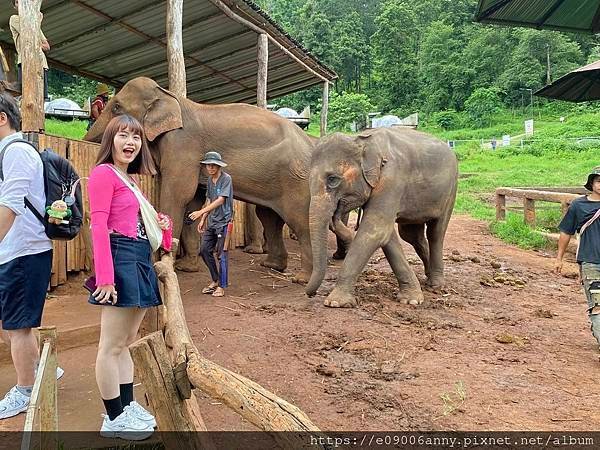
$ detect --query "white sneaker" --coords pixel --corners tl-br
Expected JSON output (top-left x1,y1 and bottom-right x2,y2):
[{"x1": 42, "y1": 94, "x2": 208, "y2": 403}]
[
  {"x1": 100, "y1": 409, "x2": 154, "y2": 441},
  {"x1": 124, "y1": 401, "x2": 157, "y2": 428},
  {"x1": 0, "y1": 386, "x2": 30, "y2": 420}
]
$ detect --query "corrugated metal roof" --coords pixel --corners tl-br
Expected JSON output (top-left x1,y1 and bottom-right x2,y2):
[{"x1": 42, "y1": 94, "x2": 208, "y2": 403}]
[
  {"x1": 475, "y1": 0, "x2": 600, "y2": 34},
  {"x1": 0, "y1": 0, "x2": 337, "y2": 104}
]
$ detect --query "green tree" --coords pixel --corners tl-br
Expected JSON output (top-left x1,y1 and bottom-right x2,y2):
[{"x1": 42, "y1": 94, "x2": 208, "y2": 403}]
[
  {"x1": 464, "y1": 87, "x2": 502, "y2": 127},
  {"x1": 371, "y1": 0, "x2": 419, "y2": 113},
  {"x1": 329, "y1": 91, "x2": 375, "y2": 131}
]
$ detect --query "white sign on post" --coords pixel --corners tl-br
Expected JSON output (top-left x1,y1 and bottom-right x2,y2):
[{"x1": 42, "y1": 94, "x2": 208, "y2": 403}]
[
  {"x1": 524, "y1": 119, "x2": 534, "y2": 136},
  {"x1": 502, "y1": 135, "x2": 510, "y2": 147}
]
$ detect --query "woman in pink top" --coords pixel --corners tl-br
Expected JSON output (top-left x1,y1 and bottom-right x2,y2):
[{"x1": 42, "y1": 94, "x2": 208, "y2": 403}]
[{"x1": 88, "y1": 115, "x2": 171, "y2": 440}]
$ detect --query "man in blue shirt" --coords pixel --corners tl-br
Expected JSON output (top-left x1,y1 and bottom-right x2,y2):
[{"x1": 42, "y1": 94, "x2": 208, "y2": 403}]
[
  {"x1": 189, "y1": 152, "x2": 233, "y2": 298},
  {"x1": 555, "y1": 167, "x2": 600, "y2": 355}
]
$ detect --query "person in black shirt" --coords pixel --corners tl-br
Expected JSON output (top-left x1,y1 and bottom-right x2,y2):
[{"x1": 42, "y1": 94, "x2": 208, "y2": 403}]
[{"x1": 555, "y1": 167, "x2": 600, "y2": 352}]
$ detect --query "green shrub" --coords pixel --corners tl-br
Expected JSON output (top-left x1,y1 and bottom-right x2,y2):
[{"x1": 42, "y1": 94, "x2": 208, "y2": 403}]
[{"x1": 329, "y1": 91, "x2": 375, "y2": 131}]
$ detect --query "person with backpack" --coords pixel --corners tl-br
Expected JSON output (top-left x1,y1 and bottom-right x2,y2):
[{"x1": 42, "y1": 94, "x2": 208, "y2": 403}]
[
  {"x1": 88, "y1": 114, "x2": 172, "y2": 440},
  {"x1": 555, "y1": 167, "x2": 600, "y2": 357},
  {"x1": 0, "y1": 92, "x2": 55, "y2": 419}
]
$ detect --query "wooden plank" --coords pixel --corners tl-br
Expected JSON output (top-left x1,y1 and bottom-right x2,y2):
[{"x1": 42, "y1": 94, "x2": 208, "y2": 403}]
[
  {"x1": 524, "y1": 198, "x2": 536, "y2": 227},
  {"x1": 37, "y1": 327, "x2": 58, "y2": 433},
  {"x1": 495, "y1": 187, "x2": 579, "y2": 203},
  {"x1": 19, "y1": 0, "x2": 45, "y2": 132}
]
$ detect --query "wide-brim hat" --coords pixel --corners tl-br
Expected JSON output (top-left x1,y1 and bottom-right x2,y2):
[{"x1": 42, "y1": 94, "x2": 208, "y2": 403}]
[
  {"x1": 584, "y1": 166, "x2": 600, "y2": 191},
  {"x1": 201, "y1": 151, "x2": 227, "y2": 167},
  {"x1": 96, "y1": 83, "x2": 110, "y2": 96}
]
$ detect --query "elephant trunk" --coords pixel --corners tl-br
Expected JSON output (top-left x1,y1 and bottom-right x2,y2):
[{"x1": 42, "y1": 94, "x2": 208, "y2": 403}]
[{"x1": 305, "y1": 196, "x2": 335, "y2": 296}]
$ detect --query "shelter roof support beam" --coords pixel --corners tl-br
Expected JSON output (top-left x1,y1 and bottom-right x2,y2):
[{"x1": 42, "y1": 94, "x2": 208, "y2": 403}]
[
  {"x1": 321, "y1": 81, "x2": 329, "y2": 137},
  {"x1": 167, "y1": 0, "x2": 186, "y2": 97},
  {"x1": 256, "y1": 33, "x2": 268, "y2": 109},
  {"x1": 20, "y1": 0, "x2": 45, "y2": 133}
]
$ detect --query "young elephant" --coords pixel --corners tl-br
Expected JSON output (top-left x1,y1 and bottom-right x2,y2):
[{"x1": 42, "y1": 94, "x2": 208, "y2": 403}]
[{"x1": 305, "y1": 128, "x2": 458, "y2": 308}]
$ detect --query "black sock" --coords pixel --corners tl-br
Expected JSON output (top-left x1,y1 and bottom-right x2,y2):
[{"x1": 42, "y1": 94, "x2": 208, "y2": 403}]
[
  {"x1": 102, "y1": 396, "x2": 123, "y2": 421},
  {"x1": 120, "y1": 382, "x2": 134, "y2": 407}
]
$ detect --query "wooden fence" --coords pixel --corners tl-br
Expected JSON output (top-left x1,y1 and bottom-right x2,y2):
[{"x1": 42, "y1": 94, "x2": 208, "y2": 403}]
[
  {"x1": 35, "y1": 134, "x2": 248, "y2": 287},
  {"x1": 495, "y1": 187, "x2": 587, "y2": 227}
]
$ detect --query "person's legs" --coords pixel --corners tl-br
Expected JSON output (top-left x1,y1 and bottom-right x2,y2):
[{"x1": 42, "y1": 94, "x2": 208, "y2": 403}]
[
  {"x1": 117, "y1": 308, "x2": 146, "y2": 407},
  {"x1": 96, "y1": 307, "x2": 143, "y2": 419},
  {"x1": 581, "y1": 263, "x2": 600, "y2": 347},
  {"x1": 213, "y1": 227, "x2": 227, "y2": 297},
  {"x1": 200, "y1": 228, "x2": 219, "y2": 287},
  {"x1": 0, "y1": 251, "x2": 52, "y2": 419}
]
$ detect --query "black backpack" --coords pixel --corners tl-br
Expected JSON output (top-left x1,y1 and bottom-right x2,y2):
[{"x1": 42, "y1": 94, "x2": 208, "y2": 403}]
[{"x1": 0, "y1": 138, "x2": 83, "y2": 241}]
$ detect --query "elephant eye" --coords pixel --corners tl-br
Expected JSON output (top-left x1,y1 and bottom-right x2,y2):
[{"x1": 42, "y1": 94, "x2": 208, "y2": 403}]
[
  {"x1": 112, "y1": 103, "x2": 120, "y2": 113},
  {"x1": 326, "y1": 175, "x2": 342, "y2": 189}
]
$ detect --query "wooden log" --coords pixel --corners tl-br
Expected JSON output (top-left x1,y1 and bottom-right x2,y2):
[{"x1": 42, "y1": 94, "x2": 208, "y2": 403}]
[
  {"x1": 257, "y1": 33, "x2": 268, "y2": 109},
  {"x1": 130, "y1": 332, "x2": 211, "y2": 449},
  {"x1": 166, "y1": 0, "x2": 186, "y2": 97},
  {"x1": 495, "y1": 187, "x2": 579, "y2": 203},
  {"x1": 19, "y1": 0, "x2": 45, "y2": 132},
  {"x1": 524, "y1": 197, "x2": 536, "y2": 227},
  {"x1": 495, "y1": 193, "x2": 506, "y2": 221},
  {"x1": 321, "y1": 81, "x2": 329, "y2": 137},
  {"x1": 153, "y1": 241, "x2": 324, "y2": 447}
]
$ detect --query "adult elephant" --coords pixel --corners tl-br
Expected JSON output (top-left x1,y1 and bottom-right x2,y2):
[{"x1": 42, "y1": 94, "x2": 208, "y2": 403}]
[
  {"x1": 85, "y1": 77, "x2": 318, "y2": 282},
  {"x1": 305, "y1": 128, "x2": 458, "y2": 308}
]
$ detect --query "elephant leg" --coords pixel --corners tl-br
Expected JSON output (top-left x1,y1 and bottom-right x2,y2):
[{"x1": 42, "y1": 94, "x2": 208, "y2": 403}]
[
  {"x1": 289, "y1": 225, "x2": 312, "y2": 285},
  {"x1": 325, "y1": 211, "x2": 393, "y2": 308},
  {"x1": 255, "y1": 206, "x2": 287, "y2": 272},
  {"x1": 425, "y1": 215, "x2": 451, "y2": 290},
  {"x1": 383, "y1": 230, "x2": 424, "y2": 306},
  {"x1": 332, "y1": 212, "x2": 351, "y2": 260},
  {"x1": 398, "y1": 223, "x2": 430, "y2": 277},
  {"x1": 244, "y1": 204, "x2": 265, "y2": 254},
  {"x1": 175, "y1": 187, "x2": 206, "y2": 273}
]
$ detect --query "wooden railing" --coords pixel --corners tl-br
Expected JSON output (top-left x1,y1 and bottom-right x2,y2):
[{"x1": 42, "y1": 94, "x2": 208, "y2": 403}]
[
  {"x1": 21, "y1": 327, "x2": 58, "y2": 450},
  {"x1": 495, "y1": 187, "x2": 586, "y2": 227}
]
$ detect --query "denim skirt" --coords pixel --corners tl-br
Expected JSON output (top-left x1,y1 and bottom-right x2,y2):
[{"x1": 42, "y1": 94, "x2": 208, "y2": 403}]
[{"x1": 89, "y1": 235, "x2": 162, "y2": 308}]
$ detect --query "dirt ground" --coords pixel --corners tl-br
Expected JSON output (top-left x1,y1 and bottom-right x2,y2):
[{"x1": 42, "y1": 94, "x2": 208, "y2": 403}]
[{"x1": 1, "y1": 214, "x2": 599, "y2": 432}]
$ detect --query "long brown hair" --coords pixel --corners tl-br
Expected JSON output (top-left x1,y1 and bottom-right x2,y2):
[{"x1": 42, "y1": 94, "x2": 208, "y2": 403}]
[{"x1": 95, "y1": 115, "x2": 157, "y2": 175}]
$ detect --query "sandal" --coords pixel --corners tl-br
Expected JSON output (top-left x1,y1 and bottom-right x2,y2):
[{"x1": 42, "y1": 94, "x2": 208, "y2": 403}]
[
  {"x1": 202, "y1": 286, "x2": 216, "y2": 294},
  {"x1": 212, "y1": 288, "x2": 224, "y2": 297}
]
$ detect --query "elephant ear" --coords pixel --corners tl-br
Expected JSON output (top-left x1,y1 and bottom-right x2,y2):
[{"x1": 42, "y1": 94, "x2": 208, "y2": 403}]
[
  {"x1": 143, "y1": 86, "x2": 183, "y2": 142},
  {"x1": 358, "y1": 133, "x2": 383, "y2": 188}
]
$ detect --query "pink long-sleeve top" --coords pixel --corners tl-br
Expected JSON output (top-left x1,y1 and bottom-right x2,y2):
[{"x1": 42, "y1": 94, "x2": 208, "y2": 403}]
[{"x1": 88, "y1": 164, "x2": 172, "y2": 286}]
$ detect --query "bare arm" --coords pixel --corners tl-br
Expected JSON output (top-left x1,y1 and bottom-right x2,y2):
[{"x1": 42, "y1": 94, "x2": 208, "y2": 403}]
[
  {"x1": 0, "y1": 206, "x2": 16, "y2": 243},
  {"x1": 554, "y1": 232, "x2": 572, "y2": 274},
  {"x1": 189, "y1": 197, "x2": 225, "y2": 220}
]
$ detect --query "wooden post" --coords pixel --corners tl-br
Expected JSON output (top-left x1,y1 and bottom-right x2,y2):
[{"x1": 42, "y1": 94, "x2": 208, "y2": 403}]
[
  {"x1": 320, "y1": 81, "x2": 329, "y2": 137},
  {"x1": 130, "y1": 332, "x2": 211, "y2": 449},
  {"x1": 37, "y1": 327, "x2": 58, "y2": 432},
  {"x1": 257, "y1": 33, "x2": 268, "y2": 109},
  {"x1": 524, "y1": 197, "x2": 535, "y2": 227},
  {"x1": 166, "y1": 0, "x2": 186, "y2": 97},
  {"x1": 495, "y1": 193, "x2": 506, "y2": 221},
  {"x1": 19, "y1": 0, "x2": 45, "y2": 132}
]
